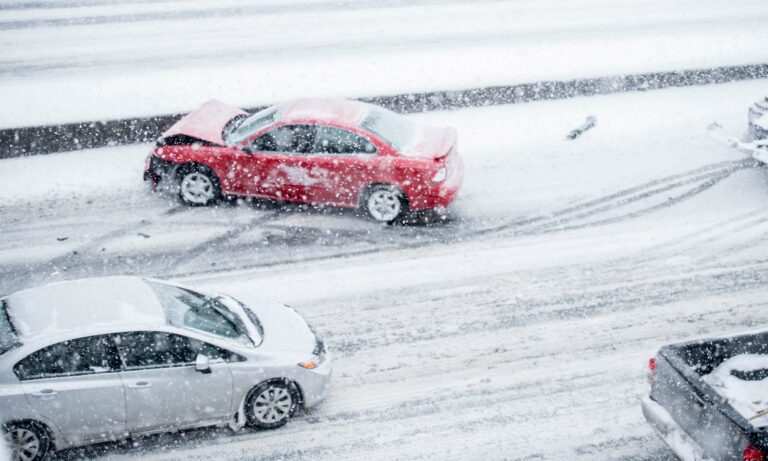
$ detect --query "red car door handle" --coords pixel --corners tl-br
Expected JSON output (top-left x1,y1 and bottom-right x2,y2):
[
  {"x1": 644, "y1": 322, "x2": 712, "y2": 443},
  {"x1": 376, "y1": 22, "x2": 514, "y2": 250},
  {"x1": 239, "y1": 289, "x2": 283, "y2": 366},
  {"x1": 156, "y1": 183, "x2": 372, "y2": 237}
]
[{"x1": 31, "y1": 389, "x2": 58, "y2": 399}]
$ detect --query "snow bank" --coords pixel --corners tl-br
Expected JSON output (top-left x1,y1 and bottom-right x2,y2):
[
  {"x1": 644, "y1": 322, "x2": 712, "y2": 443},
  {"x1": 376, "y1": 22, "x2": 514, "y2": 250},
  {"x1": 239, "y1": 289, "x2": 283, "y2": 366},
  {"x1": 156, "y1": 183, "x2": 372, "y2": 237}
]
[{"x1": 703, "y1": 354, "x2": 768, "y2": 427}]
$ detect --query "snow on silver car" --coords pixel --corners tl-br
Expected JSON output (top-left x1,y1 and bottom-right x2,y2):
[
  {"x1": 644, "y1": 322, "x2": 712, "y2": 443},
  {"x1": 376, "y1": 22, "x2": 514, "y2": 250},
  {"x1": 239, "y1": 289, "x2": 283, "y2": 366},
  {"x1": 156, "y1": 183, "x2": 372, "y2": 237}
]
[{"x1": 0, "y1": 276, "x2": 331, "y2": 461}]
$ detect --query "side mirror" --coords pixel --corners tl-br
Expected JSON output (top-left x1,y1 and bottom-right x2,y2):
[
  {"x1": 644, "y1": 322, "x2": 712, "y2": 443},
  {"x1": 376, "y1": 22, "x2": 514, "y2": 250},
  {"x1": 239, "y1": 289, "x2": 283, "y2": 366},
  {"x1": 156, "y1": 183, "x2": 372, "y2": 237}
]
[{"x1": 195, "y1": 353, "x2": 212, "y2": 374}]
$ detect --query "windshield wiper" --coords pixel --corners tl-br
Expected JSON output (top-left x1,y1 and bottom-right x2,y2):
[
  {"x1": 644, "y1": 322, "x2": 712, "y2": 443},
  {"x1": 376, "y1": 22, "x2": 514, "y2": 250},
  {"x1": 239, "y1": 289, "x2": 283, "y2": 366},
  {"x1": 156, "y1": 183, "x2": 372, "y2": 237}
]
[
  {"x1": 212, "y1": 296, "x2": 260, "y2": 346},
  {"x1": 216, "y1": 296, "x2": 264, "y2": 342}
]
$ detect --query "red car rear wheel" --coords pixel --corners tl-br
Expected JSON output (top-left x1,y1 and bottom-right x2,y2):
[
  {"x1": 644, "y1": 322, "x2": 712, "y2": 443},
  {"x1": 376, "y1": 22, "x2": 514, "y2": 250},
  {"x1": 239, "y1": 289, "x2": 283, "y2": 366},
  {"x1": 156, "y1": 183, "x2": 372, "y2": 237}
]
[{"x1": 363, "y1": 184, "x2": 407, "y2": 224}]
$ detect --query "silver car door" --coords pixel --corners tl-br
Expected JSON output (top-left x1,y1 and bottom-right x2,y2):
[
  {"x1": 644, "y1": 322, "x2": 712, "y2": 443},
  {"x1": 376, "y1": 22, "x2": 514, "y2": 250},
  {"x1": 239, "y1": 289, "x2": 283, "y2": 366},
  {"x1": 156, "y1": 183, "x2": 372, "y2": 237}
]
[
  {"x1": 114, "y1": 332, "x2": 233, "y2": 433},
  {"x1": 15, "y1": 335, "x2": 126, "y2": 444}
]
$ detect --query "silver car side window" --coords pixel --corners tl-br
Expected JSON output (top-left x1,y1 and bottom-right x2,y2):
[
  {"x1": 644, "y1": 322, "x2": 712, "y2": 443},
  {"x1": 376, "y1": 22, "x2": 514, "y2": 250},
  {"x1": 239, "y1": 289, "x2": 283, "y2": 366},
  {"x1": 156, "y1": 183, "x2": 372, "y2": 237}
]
[
  {"x1": 14, "y1": 335, "x2": 120, "y2": 381},
  {"x1": 249, "y1": 125, "x2": 315, "y2": 154},
  {"x1": 113, "y1": 332, "x2": 196, "y2": 370},
  {"x1": 113, "y1": 332, "x2": 243, "y2": 370}
]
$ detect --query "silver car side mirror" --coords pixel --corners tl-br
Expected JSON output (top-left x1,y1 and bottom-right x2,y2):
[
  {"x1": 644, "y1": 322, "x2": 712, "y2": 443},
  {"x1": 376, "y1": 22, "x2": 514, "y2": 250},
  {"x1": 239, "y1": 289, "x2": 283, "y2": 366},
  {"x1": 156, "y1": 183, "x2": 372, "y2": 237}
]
[{"x1": 195, "y1": 353, "x2": 212, "y2": 374}]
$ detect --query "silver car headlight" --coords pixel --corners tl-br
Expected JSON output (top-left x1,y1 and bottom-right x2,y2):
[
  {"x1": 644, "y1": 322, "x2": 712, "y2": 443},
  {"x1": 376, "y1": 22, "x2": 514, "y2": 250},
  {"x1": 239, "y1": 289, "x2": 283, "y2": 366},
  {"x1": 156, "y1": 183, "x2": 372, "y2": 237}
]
[
  {"x1": 298, "y1": 327, "x2": 327, "y2": 369},
  {"x1": 298, "y1": 352, "x2": 326, "y2": 369}
]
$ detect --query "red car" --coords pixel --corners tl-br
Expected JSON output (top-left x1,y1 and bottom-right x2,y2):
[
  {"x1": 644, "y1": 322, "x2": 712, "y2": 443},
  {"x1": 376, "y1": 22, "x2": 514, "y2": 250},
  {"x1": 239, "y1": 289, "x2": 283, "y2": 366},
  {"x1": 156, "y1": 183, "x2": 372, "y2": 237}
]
[{"x1": 144, "y1": 98, "x2": 463, "y2": 223}]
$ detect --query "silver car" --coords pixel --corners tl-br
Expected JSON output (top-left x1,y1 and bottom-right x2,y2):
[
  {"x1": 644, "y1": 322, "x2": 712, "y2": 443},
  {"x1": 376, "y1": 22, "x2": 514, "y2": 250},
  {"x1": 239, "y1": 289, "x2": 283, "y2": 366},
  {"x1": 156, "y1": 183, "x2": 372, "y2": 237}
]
[{"x1": 0, "y1": 277, "x2": 331, "y2": 461}]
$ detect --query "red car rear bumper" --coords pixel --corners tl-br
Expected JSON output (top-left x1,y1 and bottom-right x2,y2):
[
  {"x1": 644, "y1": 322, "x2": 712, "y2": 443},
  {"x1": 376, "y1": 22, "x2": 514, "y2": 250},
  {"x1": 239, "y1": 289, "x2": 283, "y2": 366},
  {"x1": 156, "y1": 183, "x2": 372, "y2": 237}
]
[{"x1": 408, "y1": 156, "x2": 464, "y2": 210}]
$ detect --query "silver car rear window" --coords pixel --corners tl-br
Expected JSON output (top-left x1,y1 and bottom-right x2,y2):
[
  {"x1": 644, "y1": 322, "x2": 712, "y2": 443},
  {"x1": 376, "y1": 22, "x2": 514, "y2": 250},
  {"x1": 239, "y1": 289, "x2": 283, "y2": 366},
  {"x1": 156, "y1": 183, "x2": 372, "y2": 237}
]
[
  {"x1": 0, "y1": 300, "x2": 20, "y2": 356},
  {"x1": 147, "y1": 282, "x2": 254, "y2": 347}
]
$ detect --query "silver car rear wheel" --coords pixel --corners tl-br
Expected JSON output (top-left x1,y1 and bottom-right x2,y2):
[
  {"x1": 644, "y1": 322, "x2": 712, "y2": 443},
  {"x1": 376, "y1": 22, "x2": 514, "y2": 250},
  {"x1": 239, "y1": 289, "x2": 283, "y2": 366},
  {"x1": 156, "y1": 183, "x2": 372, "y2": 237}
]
[
  {"x1": 4, "y1": 423, "x2": 50, "y2": 461},
  {"x1": 245, "y1": 381, "x2": 300, "y2": 429}
]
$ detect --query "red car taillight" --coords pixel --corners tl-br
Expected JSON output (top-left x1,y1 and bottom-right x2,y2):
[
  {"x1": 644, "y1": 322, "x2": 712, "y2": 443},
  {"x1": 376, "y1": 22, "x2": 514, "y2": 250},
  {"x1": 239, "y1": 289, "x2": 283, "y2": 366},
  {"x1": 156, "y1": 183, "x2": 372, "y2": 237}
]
[
  {"x1": 745, "y1": 445, "x2": 764, "y2": 461},
  {"x1": 647, "y1": 357, "x2": 657, "y2": 386}
]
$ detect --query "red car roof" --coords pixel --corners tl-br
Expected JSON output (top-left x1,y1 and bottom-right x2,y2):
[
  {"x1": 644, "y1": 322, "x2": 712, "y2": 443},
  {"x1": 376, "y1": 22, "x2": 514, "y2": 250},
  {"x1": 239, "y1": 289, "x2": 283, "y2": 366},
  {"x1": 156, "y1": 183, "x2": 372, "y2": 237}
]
[{"x1": 279, "y1": 98, "x2": 369, "y2": 126}]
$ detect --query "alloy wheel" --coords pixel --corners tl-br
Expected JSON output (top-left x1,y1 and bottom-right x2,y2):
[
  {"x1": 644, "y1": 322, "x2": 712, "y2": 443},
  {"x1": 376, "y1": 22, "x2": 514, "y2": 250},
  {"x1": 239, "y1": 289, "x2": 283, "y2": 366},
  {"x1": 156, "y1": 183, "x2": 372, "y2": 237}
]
[
  {"x1": 251, "y1": 386, "x2": 293, "y2": 424},
  {"x1": 367, "y1": 189, "x2": 402, "y2": 222},
  {"x1": 7, "y1": 428, "x2": 41, "y2": 461},
  {"x1": 180, "y1": 172, "x2": 215, "y2": 205}
]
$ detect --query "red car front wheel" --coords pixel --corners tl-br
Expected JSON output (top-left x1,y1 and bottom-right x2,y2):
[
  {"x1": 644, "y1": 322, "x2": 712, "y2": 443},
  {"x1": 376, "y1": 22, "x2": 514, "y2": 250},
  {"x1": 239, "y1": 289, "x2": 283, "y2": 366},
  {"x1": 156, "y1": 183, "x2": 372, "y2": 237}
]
[{"x1": 177, "y1": 165, "x2": 221, "y2": 206}]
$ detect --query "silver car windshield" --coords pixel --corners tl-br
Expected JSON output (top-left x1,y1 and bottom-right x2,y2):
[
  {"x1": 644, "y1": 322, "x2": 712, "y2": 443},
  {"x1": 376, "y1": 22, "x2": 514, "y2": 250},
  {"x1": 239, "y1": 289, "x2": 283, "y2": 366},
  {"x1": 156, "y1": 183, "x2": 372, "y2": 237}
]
[
  {"x1": 361, "y1": 107, "x2": 419, "y2": 152},
  {"x1": 0, "y1": 300, "x2": 20, "y2": 355},
  {"x1": 147, "y1": 282, "x2": 257, "y2": 347},
  {"x1": 225, "y1": 105, "x2": 280, "y2": 146}
]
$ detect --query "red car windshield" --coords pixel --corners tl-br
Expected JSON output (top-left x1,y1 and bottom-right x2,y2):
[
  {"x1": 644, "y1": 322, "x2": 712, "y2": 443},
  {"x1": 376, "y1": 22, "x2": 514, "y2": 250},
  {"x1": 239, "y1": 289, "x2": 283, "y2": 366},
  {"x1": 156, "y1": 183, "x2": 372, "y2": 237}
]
[
  {"x1": 225, "y1": 105, "x2": 280, "y2": 146},
  {"x1": 362, "y1": 108, "x2": 419, "y2": 152}
]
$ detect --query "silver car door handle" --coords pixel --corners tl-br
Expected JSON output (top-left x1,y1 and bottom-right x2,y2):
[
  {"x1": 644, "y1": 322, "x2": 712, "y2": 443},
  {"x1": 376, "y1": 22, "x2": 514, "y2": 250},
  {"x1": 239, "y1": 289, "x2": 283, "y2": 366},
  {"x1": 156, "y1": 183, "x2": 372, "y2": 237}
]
[
  {"x1": 31, "y1": 389, "x2": 58, "y2": 399},
  {"x1": 128, "y1": 381, "x2": 152, "y2": 389}
]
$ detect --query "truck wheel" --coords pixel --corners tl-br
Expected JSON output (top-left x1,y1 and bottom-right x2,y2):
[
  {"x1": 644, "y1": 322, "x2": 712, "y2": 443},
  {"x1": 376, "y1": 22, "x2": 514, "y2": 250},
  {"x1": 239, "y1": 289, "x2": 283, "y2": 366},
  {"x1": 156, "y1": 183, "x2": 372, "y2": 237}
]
[{"x1": 178, "y1": 165, "x2": 221, "y2": 206}]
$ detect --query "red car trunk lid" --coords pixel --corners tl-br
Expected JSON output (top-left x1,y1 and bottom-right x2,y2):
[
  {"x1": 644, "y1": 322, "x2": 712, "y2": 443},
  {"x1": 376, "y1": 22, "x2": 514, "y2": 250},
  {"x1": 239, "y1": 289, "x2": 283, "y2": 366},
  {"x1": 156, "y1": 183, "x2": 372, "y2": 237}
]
[{"x1": 407, "y1": 125, "x2": 457, "y2": 160}]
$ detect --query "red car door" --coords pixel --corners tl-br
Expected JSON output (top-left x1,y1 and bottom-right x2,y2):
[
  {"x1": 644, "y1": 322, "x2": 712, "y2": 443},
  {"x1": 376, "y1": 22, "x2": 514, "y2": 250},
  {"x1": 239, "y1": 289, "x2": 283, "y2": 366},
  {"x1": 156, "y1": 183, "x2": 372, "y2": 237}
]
[
  {"x1": 303, "y1": 125, "x2": 380, "y2": 207},
  {"x1": 241, "y1": 124, "x2": 317, "y2": 202}
]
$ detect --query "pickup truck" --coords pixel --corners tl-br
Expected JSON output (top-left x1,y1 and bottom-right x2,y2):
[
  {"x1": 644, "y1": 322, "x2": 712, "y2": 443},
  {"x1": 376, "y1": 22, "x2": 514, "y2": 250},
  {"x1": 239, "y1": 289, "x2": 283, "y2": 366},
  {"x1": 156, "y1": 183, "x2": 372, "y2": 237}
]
[{"x1": 643, "y1": 331, "x2": 768, "y2": 461}]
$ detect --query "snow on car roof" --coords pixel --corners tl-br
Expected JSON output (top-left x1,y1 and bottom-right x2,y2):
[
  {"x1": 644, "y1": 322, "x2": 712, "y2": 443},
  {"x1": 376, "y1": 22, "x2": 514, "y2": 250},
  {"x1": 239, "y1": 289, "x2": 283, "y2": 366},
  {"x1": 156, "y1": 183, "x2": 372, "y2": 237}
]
[
  {"x1": 4, "y1": 276, "x2": 165, "y2": 339},
  {"x1": 279, "y1": 98, "x2": 369, "y2": 125}
]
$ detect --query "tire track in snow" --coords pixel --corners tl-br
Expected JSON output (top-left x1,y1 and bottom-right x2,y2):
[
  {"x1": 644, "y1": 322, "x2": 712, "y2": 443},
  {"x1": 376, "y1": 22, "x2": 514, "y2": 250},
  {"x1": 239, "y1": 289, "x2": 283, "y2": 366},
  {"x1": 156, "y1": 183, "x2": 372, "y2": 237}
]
[
  {"x1": 145, "y1": 210, "x2": 283, "y2": 274},
  {"x1": 0, "y1": 158, "x2": 753, "y2": 293},
  {"x1": 3, "y1": 205, "x2": 183, "y2": 290},
  {"x1": 469, "y1": 158, "x2": 753, "y2": 237},
  {"x1": 0, "y1": 0, "x2": 502, "y2": 30},
  {"x1": 163, "y1": 158, "x2": 753, "y2": 281}
]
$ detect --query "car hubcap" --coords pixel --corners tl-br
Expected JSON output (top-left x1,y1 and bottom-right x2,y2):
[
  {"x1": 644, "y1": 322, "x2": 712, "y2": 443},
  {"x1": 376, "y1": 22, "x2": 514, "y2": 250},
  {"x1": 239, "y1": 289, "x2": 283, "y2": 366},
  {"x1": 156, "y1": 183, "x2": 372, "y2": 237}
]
[
  {"x1": 252, "y1": 386, "x2": 292, "y2": 424},
  {"x1": 8, "y1": 428, "x2": 40, "y2": 461},
  {"x1": 368, "y1": 189, "x2": 401, "y2": 221},
  {"x1": 180, "y1": 172, "x2": 214, "y2": 204}
]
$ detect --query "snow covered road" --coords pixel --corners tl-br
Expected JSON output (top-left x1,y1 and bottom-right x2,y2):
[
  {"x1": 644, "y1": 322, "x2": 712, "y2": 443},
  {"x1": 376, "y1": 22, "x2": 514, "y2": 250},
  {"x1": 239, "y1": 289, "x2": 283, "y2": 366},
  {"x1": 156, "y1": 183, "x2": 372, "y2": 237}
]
[
  {"x1": 2, "y1": 0, "x2": 767, "y2": 127},
  {"x1": 3, "y1": 79, "x2": 768, "y2": 459}
]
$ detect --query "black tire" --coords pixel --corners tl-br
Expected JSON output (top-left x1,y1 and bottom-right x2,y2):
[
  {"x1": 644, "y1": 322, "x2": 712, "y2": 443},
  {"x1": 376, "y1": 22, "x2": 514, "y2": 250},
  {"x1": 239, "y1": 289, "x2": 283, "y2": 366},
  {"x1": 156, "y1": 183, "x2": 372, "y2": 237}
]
[
  {"x1": 177, "y1": 164, "x2": 221, "y2": 206},
  {"x1": 244, "y1": 380, "x2": 301, "y2": 429},
  {"x1": 3, "y1": 421, "x2": 52, "y2": 461},
  {"x1": 362, "y1": 184, "x2": 408, "y2": 224}
]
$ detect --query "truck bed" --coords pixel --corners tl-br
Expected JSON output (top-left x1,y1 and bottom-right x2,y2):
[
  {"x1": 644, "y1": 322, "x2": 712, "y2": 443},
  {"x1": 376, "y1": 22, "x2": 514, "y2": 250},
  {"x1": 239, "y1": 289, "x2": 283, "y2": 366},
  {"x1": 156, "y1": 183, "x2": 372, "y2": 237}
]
[{"x1": 645, "y1": 330, "x2": 768, "y2": 460}]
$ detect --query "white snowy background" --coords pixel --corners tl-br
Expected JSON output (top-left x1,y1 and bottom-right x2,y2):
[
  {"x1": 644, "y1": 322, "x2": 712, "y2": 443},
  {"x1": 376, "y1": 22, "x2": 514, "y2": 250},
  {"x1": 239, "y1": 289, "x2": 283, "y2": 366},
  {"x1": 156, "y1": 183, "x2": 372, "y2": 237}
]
[{"x1": 2, "y1": 0, "x2": 768, "y2": 460}]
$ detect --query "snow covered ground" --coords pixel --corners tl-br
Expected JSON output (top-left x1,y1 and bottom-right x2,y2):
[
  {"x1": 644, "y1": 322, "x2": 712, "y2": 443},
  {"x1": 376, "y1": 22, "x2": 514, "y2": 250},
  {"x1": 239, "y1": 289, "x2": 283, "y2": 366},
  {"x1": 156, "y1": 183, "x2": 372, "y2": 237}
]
[
  {"x1": 3, "y1": 79, "x2": 768, "y2": 460},
  {"x1": 1, "y1": 0, "x2": 767, "y2": 128},
  {"x1": 0, "y1": 436, "x2": 8, "y2": 461}
]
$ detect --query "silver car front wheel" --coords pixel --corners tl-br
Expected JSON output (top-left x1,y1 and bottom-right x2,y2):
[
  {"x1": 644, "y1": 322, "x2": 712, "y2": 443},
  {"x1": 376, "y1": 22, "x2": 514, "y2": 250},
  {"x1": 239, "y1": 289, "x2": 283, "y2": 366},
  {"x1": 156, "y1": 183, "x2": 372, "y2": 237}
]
[
  {"x1": 245, "y1": 381, "x2": 300, "y2": 429},
  {"x1": 364, "y1": 185, "x2": 406, "y2": 223}
]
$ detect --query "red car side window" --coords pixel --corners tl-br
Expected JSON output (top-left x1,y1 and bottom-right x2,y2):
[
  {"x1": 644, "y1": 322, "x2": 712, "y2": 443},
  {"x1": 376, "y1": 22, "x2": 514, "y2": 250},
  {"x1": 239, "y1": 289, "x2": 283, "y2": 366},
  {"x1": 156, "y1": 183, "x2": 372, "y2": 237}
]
[
  {"x1": 313, "y1": 126, "x2": 376, "y2": 155},
  {"x1": 249, "y1": 125, "x2": 314, "y2": 154}
]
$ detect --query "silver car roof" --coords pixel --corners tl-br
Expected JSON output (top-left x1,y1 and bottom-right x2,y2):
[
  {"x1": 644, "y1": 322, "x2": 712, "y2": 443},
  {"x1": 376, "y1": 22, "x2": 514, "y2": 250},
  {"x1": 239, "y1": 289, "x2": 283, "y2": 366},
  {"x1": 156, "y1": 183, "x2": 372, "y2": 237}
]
[{"x1": 3, "y1": 276, "x2": 165, "y2": 341}]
